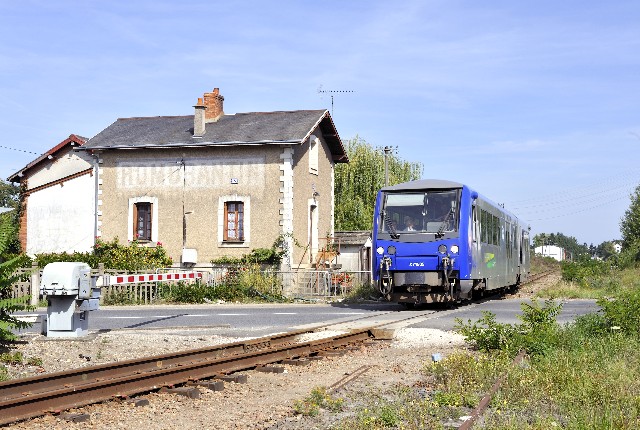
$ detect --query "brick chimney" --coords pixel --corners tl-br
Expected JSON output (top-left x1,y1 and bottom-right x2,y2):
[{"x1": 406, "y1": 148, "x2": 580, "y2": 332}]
[
  {"x1": 193, "y1": 97, "x2": 206, "y2": 137},
  {"x1": 203, "y1": 88, "x2": 224, "y2": 122}
]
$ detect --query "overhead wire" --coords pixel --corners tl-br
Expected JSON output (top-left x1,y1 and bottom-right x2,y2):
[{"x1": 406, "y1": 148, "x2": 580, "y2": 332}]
[{"x1": 503, "y1": 169, "x2": 640, "y2": 223}]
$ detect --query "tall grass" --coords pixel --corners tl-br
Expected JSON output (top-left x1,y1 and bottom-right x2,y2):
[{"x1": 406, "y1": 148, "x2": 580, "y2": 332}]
[{"x1": 322, "y1": 265, "x2": 640, "y2": 429}]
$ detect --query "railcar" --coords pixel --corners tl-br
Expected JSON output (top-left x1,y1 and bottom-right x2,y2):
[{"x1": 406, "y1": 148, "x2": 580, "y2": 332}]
[{"x1": 372, "y1": 179, "x2": 530, "y2": 305}]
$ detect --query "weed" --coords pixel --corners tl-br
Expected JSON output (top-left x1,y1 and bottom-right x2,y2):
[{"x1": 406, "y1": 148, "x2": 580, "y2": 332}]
[
  {"x1": 26, "y1": 356, "x2": 42, "y2": 366},
  {"x1": 454, "y1": 299, "x2": 562, "y2": 357},
  {"x1": 343, "y1": 282, "x2": 379, "y2": 302},
  {"x1": 293, "y1": 387, "x2": 344, "y2": 416},
  {"x1": 157, "y1": 281, "x2": 211, "y2": 304},
  {"x1": 102, "y1": 290, "x2": 140, "y2": 306},
  {"x1": 0, "y1": 351, "x2": 23, "y2": 364},
  {"x1": 596, "y1": 287, "x2": 640, "y2": 335}
]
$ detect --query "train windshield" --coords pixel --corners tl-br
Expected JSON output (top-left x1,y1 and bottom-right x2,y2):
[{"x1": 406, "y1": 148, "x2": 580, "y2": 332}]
[{"x1": 379, "y1": 189, "x2": 460, "y2": 236}]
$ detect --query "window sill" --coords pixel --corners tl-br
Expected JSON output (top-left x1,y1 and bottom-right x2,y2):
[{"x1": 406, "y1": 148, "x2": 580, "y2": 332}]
[{"x1": 220, "y1": 241, "x2": 249, "y2": 248}]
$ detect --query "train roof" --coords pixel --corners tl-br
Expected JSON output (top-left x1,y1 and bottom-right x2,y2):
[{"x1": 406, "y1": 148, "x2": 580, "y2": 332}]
[
  {"x1": 380, "y1": 179, "x2": 530, "y2": 228},
  {"x1": 381, "y1": 179, "x2": 463, "y2": 192}
]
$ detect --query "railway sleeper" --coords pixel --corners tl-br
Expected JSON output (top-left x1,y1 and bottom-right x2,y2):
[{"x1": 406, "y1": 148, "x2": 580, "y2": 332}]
[
  {"x1": 125, "y1": 397, "x2": 150, "y2": 407},
  {"x1": 281, "y1": 358, "x2": 311, "y2": 366},
  {"x1": 215, "y1": 374, "x2": 248, "y2": 384},
  {"x1": 59, "y1": 412, "x2": 90, "y2": 423},
  {"x1": 187, "y1": 380, "x2": 225, "y2": 391},
  {"x1": 158, "y1": 386, "x2": 201, "y2": 399},
  {"x1": 255, "y1": 365, "x2": 286, "y2": 374}
]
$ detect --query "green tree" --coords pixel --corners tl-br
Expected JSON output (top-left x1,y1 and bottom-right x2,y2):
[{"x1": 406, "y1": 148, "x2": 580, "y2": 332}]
[
  {"x1": 334, "y1": 136, "x2": 422, "y2": 231},
  {"x1": 0, "y1": 181, "x2": 19, "y2": 209},
  {"x1": 595, "y1": 241, "x2": 617, "y2": 260},
  {"x1": 532, "y1": 232, "x2": 589, "y2": 260},
  {"x1": 620, "y1": 184, "x2": 640, "y2": 250},
  {"x1": 0, "y1": 214, "x2": 31, "y2": 342}
]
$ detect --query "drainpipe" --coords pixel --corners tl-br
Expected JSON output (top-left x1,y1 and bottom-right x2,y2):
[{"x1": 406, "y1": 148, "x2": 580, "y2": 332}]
[{"x1": 91, "y1": 151, "x2": 100, "y2": 242}]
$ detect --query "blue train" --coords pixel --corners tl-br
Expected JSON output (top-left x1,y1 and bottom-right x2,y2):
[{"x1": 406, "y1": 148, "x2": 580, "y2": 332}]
[{"x1": 372, "y1": 179, "x2": 530, "y2": 305}]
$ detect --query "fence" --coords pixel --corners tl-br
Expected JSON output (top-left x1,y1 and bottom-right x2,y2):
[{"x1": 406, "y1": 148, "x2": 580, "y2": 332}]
[{"x1": 4, "y1": 264, "x2": 373, "y2": 305}]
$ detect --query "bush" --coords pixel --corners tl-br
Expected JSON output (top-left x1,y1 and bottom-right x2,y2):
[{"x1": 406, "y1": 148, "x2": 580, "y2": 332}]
[
  {"x1": 211, "y1": 242, "x2": 285, "y2": 267},
  {"x1": 34, "y1": 238, "x2": 172, "y2": 271},
  {"x1": 561, "y1": 258, "x2": 610, "y2": 286},
  {"x1": 102, "y1": 290, "x2": 141, "y2": 306},
  {"x1": 597, "y1": 288, "x2": 640, "y2": 336},
  {"x1": 455, "y1": 299, "x2": 563, "y2": 357},
  {"x1": 213, "y1": 264, "x2": 286, "y2": 302},
  {"x1": 343, "y1": 282, "x2": 379, "y2": 302},
  {"x1": 157, "y1": 281, "x2": 211, "y2": 304}
]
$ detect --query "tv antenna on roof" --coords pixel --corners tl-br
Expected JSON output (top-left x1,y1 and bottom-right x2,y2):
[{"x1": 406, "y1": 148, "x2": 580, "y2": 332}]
[{"x1": 317, "y1": 85, "x2": 354, "y2": 117}]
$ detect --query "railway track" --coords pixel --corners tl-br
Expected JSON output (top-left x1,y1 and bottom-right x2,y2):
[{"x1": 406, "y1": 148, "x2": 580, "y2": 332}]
[
  {"x1": 1, "y1": 272, "x2": 559, "y2": 427},
  {"x1": 0, "y1": 309, "x2": 435, "y2": 426}
]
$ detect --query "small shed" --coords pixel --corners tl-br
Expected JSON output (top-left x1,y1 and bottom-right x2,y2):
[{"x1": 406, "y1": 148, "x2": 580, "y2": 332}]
[{"x1": 334, "y1": 231, "x2": 371, "y2": 272}]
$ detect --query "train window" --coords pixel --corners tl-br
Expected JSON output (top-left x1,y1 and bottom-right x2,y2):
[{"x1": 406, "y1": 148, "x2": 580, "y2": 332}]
[
  {"x1": 481, "y1": 210, "x2": 488, "y2": 244},
  {"x1": 472, "y1": 206, "x2": 477, "y2": 242},
  {"x1": 379, "y1": 190, "x2": 460, "y2": 235}
]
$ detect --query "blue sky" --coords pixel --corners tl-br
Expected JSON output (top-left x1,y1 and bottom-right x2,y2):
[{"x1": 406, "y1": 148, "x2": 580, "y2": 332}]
[{"x1": 1, "y1": 0, "x2": 639, "y2": 246}]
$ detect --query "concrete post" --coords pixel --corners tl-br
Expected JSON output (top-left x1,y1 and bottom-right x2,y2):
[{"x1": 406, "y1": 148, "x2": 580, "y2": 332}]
[{"x1": 30, "y1": 262, "x2": 40, "y2": 307}]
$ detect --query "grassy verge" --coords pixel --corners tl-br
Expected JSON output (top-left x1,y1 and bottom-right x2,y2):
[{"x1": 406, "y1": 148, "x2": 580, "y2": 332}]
[{"x1": 298, "y1": 261, "x2": 640, "y2": 429}]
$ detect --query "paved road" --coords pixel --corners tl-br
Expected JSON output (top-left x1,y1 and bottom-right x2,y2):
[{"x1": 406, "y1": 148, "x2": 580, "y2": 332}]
[
  {"x1": 15, "y1": 298, "x2": 599, "y2": 338},
  {"x1": 407, "y1": 298, "x2": 600, "y2": 331}
]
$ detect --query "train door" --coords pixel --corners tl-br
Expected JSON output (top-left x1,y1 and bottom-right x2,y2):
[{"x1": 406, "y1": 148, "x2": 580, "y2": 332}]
[
  {"x1": 505, "y1": 221, "x2": 512, "y2": 284},
  {"x1": 520, "y1": 229, "x2": 530, "y2": 280},
  {"x1": 472, "y1": 203, "x2": 481, "y2": 277}
]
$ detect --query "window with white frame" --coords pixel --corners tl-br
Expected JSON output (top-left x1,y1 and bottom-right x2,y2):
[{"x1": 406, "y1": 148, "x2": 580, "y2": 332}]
[
  {"x1": 224, "y1": 201, "x2": 244, "y2": 241},
  {"x1": 134, "y1": 202, "x2": 152, "y2": 241},
  {"x1": 218, "y1": 196, "x2": 250, "y2": 246},
  {"x1": 128, "y1": 197, "x2": 158, "y2": 243}
]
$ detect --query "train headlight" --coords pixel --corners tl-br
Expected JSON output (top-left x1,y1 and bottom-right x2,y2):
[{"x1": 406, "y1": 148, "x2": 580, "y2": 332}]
[
  {"x1": 450, "y1": 245, "x2": 459, "y2": 254},
  {"x1": 387, "y1": 246, "x2": 396, "y2": 255},
  {"x1": 376, "y1": 246, "x2": 384, "y2": 255},
  {"x1": 438, "y1": 244, "x2": 447, "y2": 254}
]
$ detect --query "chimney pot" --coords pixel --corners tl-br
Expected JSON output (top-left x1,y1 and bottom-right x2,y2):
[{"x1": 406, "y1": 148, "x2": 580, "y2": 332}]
[{"x1": 203, "y1": 88, "x2": 224, "y2": 122}]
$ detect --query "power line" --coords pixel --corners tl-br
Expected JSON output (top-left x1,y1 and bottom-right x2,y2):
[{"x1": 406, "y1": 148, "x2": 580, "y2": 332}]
[
  {"x1": 317, "y1": 85, "x2": 354, "y2": 117},
  {"x1": 0, "y1": 145, "x2": 41, "y2": 156}
]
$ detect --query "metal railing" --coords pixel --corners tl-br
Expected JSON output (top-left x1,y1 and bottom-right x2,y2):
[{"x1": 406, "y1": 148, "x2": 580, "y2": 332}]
[{"x1": 5, "y1": 265, "x2": 373, "y2": 304}]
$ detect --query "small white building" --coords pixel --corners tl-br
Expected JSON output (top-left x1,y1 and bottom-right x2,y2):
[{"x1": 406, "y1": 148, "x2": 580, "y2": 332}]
[
  {"x1": 535, "y1": 245, "x2": 566, "y2": 262},
  {"x1": 7, "y1": 134, "x2": 96, "y2": 256}
]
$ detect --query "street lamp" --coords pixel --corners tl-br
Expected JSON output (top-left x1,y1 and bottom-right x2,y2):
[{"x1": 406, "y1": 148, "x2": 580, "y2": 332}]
[{"x1": 383, "y1": 146, "x2": 397, "y2": 187}]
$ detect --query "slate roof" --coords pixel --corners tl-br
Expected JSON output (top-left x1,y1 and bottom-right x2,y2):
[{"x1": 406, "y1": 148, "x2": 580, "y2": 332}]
[{"x1": 84, "y1": 110, "x2": 348, "y2": 163}]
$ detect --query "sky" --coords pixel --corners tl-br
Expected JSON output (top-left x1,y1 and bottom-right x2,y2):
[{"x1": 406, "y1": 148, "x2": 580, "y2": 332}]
[{"x1": 1, "y1": 0, "x2": 639, "y2": 246}]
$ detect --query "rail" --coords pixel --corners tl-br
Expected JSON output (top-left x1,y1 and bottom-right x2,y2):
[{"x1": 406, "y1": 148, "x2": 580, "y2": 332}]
[{"x1": 0, "y1": 309, "x2": 435, "y2": 426}]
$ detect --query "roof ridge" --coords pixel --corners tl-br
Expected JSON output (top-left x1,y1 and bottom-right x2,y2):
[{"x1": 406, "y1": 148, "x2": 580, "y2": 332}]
[{"x1": 117, "y1": 115, "x2": 192, "y2": 121}]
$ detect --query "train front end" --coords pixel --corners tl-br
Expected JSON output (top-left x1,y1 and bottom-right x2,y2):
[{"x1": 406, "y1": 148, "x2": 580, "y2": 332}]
[{"x1": 372, "y1": 180, "x2": 474, "y2": 305}]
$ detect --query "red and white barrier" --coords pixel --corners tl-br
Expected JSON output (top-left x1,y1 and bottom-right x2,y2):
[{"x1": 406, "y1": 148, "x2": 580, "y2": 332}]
[{"x1": 109, "y1": 271, "x2": 203, "y2": 286}]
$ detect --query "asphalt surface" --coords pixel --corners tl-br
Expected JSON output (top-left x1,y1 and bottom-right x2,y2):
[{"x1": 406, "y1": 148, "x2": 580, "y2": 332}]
[{"x1": 14, "y1": 298, "x2": 599, "y2": 338}]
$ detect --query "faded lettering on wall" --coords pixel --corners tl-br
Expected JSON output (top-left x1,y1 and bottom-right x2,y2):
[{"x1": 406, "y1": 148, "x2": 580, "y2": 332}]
[{"x1": 116, "y1": 157, "x2": 266, "y2": 190}]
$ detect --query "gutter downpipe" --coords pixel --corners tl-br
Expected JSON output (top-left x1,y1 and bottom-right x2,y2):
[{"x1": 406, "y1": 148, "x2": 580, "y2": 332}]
[{"x1": 91, "y1": 151, "x2": 100, "y2": 242}]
